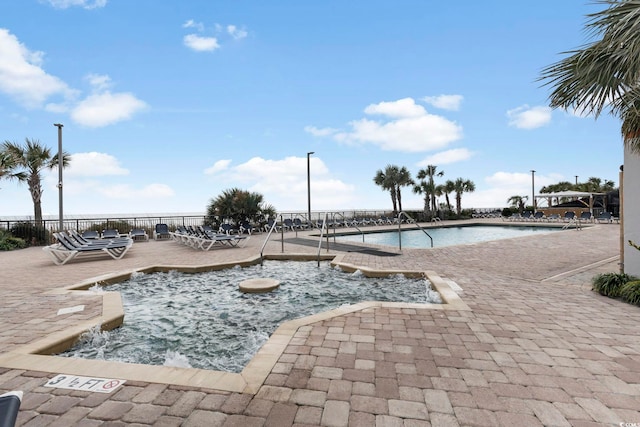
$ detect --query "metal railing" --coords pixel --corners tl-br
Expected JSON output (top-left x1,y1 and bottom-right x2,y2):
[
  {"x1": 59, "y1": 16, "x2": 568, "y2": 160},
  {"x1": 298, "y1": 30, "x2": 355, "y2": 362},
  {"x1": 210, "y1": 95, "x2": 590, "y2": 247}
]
[{"x1": 397, "y1": 211, "x2": 433, "y2": 250}]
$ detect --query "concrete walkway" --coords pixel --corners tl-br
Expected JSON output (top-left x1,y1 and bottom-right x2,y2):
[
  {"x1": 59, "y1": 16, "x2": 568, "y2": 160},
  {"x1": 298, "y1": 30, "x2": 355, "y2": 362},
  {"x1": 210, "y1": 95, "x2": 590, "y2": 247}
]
[{"x1": 1, "y1": 220, "x2": 638, "y2": 426}]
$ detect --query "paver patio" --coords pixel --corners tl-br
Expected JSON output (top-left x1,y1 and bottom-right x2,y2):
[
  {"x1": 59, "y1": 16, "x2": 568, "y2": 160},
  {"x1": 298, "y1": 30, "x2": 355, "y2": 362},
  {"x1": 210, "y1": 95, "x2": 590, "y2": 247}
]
[{"x1": 0, "y1": 219, "x2": 638, "y2": 426}]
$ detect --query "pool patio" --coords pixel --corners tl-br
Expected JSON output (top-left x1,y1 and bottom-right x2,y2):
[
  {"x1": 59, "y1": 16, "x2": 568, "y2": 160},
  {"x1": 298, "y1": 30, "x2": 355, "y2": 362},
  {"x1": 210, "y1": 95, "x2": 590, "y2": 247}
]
[{"x1": 0, "y1": 219, "x2": 638, "y2": 426}]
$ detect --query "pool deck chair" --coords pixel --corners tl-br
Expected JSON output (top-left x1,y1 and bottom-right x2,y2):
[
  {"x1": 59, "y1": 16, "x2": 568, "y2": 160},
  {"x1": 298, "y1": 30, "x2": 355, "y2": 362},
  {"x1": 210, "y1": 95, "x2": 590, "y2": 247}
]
[
  {"x1": 129, "y1": 228, "x2": 149, "y2": 242},
  {"x1": 0, "y1": 391, "x2": 22, "y2": 427},
  {"x1": 43, "y1": 232, "x2": 133, "y2": 265},
  {"x1": 101, "y1": 229, "x2": 120, "y2": 239},
  {"x1": 154, "y1": 223, "x2": 171, "y2": 240}
]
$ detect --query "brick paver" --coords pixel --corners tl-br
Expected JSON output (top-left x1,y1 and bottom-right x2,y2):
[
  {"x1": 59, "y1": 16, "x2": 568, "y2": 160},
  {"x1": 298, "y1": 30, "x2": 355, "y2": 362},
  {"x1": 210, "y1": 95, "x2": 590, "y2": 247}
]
[{"x1": 1, "y1": 220, "x2": 639, "y2": 426}]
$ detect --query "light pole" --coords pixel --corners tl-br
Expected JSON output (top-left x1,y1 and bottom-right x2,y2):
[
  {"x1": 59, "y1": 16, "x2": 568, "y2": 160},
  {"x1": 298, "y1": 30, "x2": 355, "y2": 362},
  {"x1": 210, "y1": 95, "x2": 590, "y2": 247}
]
[
  {"x1": 307, "y1": 152, "x2": 314, "y2": 224},
  {"x1": 54, "y1": 123, "x2": 64, "y2": 231},
  {"x1": 530, "y1": 170, "x2": 536, "y2": 212}
]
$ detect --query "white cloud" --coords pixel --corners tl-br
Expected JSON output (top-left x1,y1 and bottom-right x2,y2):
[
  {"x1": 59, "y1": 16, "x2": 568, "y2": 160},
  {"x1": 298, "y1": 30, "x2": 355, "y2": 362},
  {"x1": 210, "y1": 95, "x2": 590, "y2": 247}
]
[
  {"x1": 462, "y1": 171, "x2": 563, "y2": 209},
  {"x1": 330, "y1": 98, "x2": 462, "y2": 153},
  {"x1": 208, "y1": 156, "x2": 357, "y2": 210},
  {"x1": 364, "y1": 97, "x2": 425, "y2": 118},
  {"x1": 71, "y1": 91, "x2": 147, "y2": 127},
  {"x1": 227, "y1": 25, "x2": 248, "y2": 40},
  {"x1": 86, "y1": 73, "x2": 112, "y2": 91},
  {"x1": 304, "y1": 125, "x2": 338, "y2": 137},
  {"x1": 422, "y1": 94, "x2": 463, "y2": 111},
  {"x1": 204, "y1": 159, "x2": 232, "y2": 175},
  {"x1": 98, "y1": 183, "x2": 175, "y2": 199},
  {"x1": 417, "y1": 148, "x2": 473, "y2": 166},
  {"x1": 0, "y1": 28, "x2": 76, "y2": 108},
  {"x1": 183, "y1": 19, "x2": 205, "y2": 32},
  {"x1": 183, "y1": 34, "x2": 220, "y2": 52},
  {"x1": 66, "y1": 152, "x2": 129, "y2": 177},
  {"x1": 507, "y1": 105, "x2": 552, "y2": 129},
  {"x1": 42, "y1": 0, "x2": 107, "y2": 9}
]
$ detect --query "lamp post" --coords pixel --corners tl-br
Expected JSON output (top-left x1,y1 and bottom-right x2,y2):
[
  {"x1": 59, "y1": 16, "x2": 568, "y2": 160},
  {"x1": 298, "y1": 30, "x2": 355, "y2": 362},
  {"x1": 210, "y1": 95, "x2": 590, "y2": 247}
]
[
  {"x1": 54, "y1": 123, "x2": 64, "y2": 232},
  {"x1": 530, "y1": 170, "x2": 536, "y2": 212},
  {"x1": 307, "y1": 152, "x2": 314, "y2": 224}
]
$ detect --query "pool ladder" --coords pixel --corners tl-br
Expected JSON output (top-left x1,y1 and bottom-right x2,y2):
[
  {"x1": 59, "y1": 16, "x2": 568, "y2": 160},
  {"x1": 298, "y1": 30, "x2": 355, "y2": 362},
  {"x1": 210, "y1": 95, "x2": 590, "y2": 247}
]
[{"x1": 397, "y1": 211, "x2": 433, "y2": 250}]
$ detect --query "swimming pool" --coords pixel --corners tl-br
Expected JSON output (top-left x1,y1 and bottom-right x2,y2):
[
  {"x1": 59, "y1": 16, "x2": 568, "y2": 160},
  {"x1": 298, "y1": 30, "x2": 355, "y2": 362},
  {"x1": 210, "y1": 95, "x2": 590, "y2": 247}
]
[
  {"x1": 62, "y1": 261, "x2": 441, "y2": 373},
  {"x1": 336, "y1": 225, "x2": 561, "y2": 248}
]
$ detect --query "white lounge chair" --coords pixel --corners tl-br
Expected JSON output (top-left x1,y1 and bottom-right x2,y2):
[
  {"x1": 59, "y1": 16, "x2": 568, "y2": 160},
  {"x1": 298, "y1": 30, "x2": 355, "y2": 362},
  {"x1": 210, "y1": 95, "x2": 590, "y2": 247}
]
[{"x1": 43, "y1": 232, "x2": 133, "y2": 265}]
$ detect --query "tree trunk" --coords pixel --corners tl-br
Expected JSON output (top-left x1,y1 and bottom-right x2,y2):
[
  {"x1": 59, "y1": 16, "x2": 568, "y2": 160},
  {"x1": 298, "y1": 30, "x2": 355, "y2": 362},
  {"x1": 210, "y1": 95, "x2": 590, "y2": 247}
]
[
  {"x1": 397, "y1": 187, "x2": 403, "y2": 213},
  {"x1": 389, "y1": 190, "x2": 397, "y2": 214}
]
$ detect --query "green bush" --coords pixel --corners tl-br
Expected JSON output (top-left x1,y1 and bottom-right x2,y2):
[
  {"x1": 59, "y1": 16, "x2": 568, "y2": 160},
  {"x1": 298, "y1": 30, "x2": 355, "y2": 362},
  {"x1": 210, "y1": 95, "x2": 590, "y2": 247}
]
[
  {"x1": 591, "y1": 272, "x2": 636, "y2": 297},
  {"x1": 620, "y1": 280, "x2": 640, "y2": 306},
  {"x1": 0, "y1": 230, "x2": 26, "y2": 251},
  {"x1": 10, "y1": 222, "x2": 48, "y2": 246}
]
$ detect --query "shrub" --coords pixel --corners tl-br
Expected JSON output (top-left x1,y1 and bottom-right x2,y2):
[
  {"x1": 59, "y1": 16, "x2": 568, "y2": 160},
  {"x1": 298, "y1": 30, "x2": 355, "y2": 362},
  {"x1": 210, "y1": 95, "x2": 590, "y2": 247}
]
[
  {"x1": 10, "y1": 222, "x2": 48, "y2": 246},
  {"x1": 620, "y1": 280, "x2": 640, "y2": 306},
  {"x1": 591, "y1": 272, "x2": 636, "y2": 297},
  {"x1": 0, "y1": 230, "x2": 26, "y2": 251}
]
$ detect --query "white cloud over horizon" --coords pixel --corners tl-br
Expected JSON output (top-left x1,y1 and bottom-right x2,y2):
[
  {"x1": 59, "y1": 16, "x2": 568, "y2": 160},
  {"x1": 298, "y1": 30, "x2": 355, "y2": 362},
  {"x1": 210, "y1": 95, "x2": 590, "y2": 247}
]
[
  {"x1": 325, "y1": 97, "x2": 463, "y2": 153},
  {"x1": 66, "y1": 152, "x2": 129, "y2": 177},
  {"x1": 507, "y1": 105, "x2": 552, "y2": 129},
  {"x1": 205, "y1": 156, "x2": 358, "y2": 210}
]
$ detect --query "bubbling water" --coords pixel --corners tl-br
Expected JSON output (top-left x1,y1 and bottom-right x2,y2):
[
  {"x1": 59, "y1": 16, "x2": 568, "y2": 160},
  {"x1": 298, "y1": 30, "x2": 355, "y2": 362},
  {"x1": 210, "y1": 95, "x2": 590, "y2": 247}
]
[{"x1": 63, "y1": 261, "x2": 441, "y2": 372}]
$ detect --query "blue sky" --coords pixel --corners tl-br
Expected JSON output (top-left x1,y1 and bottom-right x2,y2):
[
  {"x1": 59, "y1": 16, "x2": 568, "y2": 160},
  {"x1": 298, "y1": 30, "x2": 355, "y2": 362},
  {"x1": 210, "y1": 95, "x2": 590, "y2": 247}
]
[{"x1": 0, "y1": 0, "x2": 624, "y2": 217}]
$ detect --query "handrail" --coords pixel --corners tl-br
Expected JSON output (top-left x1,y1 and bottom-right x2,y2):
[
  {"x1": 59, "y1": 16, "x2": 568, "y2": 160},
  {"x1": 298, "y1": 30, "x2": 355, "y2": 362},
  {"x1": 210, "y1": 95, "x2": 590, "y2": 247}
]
[
  {"x1": 397, "y1": 211, "x2": 433, "y2": 250},
  {"x1": 316, "y1": 211, "x2": 329, "y2": 267},
  {"x1": 260, "y1": 214, "x2": 284, "y2": 261},
  {"x1": 331, "y1": 212, "x2": 365, "y2": 243}
]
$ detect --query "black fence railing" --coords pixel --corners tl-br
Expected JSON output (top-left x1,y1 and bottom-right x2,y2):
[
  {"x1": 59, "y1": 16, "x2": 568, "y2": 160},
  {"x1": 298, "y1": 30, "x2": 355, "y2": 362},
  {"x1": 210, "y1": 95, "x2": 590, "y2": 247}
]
[{"x1": 1, "y1": 210, "x2": 419, "y2": 246}]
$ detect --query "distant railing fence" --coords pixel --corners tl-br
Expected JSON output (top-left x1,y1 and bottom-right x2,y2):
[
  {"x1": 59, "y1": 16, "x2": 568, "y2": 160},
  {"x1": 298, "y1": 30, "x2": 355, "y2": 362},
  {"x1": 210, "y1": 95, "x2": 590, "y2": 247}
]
[{"x1": 0, "y1": 209, "x2": 419, "y2": 246}]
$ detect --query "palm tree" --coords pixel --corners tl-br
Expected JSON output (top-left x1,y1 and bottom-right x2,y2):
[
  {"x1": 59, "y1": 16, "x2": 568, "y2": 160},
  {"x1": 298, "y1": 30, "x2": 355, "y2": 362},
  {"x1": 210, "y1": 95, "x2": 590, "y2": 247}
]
[
  {"x1": 507, "y1": 195, "x2": 528, "y2": 214},
  {"x1": 0, "y1": 151, "x2": 26, "y2": 187},
  {"x1": 453, "y1": 178, "x2": 476, "y2": 215},
  {"x1": 2, "y1": 138, "x2": 69, "y2": 223},
  {"x1": 443, "y1": 179, "x2": 456, "y2": 212},
  {"x1": 206, "y1": 188, "x2": 275, "y2": 226},
  {"x1": 413, "y1": 165, "x2": 444, "y2": 213},
  {"x1": 539, "y1": 0, "x2": 640, "y2": 152},
  {"x1": 374, "y1": 165, "x2": 400, "y2": 213},
  {"x1": 395, "y1": 166, "x2": 413, "y2": 213}
]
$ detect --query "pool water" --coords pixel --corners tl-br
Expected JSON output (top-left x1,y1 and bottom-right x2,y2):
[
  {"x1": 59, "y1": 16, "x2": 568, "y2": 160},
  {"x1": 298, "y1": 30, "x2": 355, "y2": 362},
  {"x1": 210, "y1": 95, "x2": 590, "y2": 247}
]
[
  {"x1": 337, "y1": 225, "x2": 561, "y2": 248},
  {"x1": 63, "y1": 261, "x2": 441, "y2": 373}
]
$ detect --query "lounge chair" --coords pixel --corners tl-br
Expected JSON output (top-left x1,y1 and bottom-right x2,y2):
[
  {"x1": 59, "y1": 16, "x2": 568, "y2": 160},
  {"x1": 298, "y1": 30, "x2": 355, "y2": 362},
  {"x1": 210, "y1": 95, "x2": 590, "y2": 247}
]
[
  {"x1": 0, "y1": 391, "x2": 22, "y2": 427},
  {"x1": 293, "y1": 218, "x2": 311, "y2": 230},
  {"x1": 264, "y1": 219, "x2": 281, "y2": 233},
  {"x1": 102, "y1": 229, "x2": 120, "y2": 239},
  {"x1": 532, "y1": 211, "x2": 545, "y2": 221},
  {"x1": 240, "y1": 221, "x2": 254, "y2": 235},
  {"x1": 547, "y1": 213, "x2": 561, "y2": 222},
  {"x1": 579, "y1": 212, "x2": 592, "y2": 223},
  {"x1": 282, "y1": 218, "x2": 295, "y2": 231},
  {"x1": 43, "y1": 232, "x2": 133, "y2": 265},
  {"x1": 596, "y1": 212, "x2": 613, "y2": 223},
  {"x1": 129, "y1": 228, "x2": 149, "y2": 242},
  {"x1": 81, "y1": 230, "x2": 100, "y2": 239},
  {"x1": 154, "y1": 223, "x2": 171, "y2": 240}
]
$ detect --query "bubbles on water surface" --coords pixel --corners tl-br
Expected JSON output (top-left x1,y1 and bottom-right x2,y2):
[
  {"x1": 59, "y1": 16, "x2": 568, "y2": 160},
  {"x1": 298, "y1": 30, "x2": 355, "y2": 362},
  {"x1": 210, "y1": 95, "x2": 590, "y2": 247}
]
[{"x1": 63, "y1": 261, "x2": 441, "y2": 373}]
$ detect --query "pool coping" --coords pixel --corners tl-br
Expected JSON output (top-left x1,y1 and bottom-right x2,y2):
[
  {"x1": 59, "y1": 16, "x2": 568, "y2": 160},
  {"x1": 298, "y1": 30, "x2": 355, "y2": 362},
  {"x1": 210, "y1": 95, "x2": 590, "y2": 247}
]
[{"x1": 0, "y1": 253, "x2": 469, "y2": 394}]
